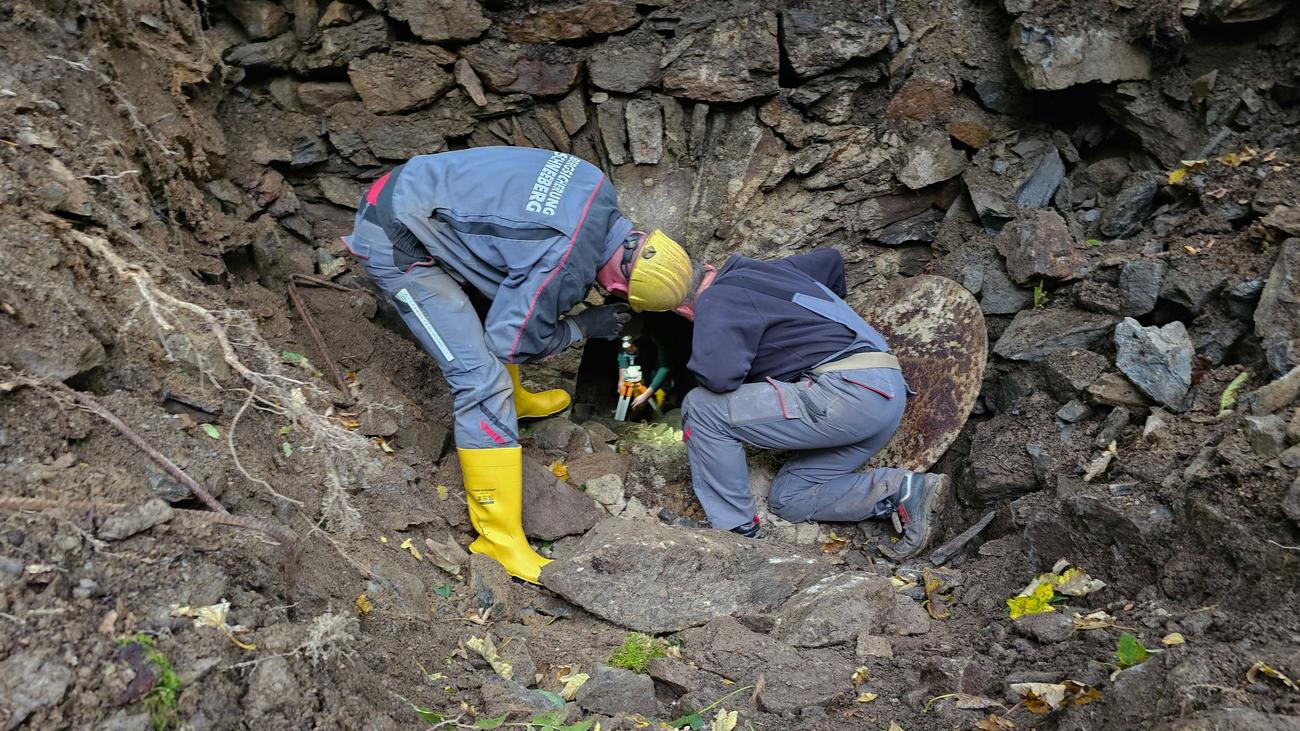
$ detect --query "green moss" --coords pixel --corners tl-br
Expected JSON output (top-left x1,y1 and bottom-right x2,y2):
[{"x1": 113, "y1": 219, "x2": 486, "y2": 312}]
[
  {"x1": 607, "y1": 632, "x2": 667, "y2": 674},
  {"x1": 117, "y1": 633, "x2": 182, "y2": 731}
]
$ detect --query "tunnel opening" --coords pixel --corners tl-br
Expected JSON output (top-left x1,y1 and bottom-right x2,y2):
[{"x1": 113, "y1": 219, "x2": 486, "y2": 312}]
[{"x1": 571, "y1": 309, "x2": 697, "y2": 423}]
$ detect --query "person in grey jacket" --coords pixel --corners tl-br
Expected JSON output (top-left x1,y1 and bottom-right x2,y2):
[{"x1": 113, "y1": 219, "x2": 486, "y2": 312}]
[{"x1": 341, "y1": 146, "x2": 696, "y2": 582}]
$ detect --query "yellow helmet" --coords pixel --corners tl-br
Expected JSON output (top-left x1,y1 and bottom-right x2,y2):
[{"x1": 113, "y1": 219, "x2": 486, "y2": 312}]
[{"x1": 626, "y1": 230, "x2": 693, "y2": 312}]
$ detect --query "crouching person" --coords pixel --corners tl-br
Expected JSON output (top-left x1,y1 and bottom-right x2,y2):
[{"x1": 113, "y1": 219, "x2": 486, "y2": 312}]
[{"x1": 674, "y1": 248, "x2": 949, "y2": 559}]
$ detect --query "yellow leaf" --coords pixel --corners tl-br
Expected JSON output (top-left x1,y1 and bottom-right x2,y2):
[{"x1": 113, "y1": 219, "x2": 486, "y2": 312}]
[
  {"x1": 1007, "y1": 582, "x2": 1055, "y2": 620},
  {"x1": 172, "y1": 600, "x2": 257, "y2": 650},
  {"x1": 720, "y1": 678, "x2": 734, "y2": 685},
  {"x1": 855, "y1": 692, "x2": 878, "y2": 703},
  {"x1": 549, "y1": 461, "x2": 569, "y2": 481},
  {"x1": 1247, "y1": 661, "x2": 1299, "y2": 692},
  {"x1": 1072, "y1": 611, "x2": 1116, "y2": 631},
  {"x1": 375, "y1": 437, "x2": 395, "y2": 453},
  {"x1": 852, "y1": 666, "x2": 871, "y2": 685},
  {"x1": 710, "y1": 709, "x2": 738, "y2": 731},
  {"x1": 1167, "y1": 167, "x2": 1187, "y2": 185},
  {"x1": 466, "y1": 635, "x2": 512, "y2": 680},
  {"x1": 355, "y1": 593, "x2": 373, "y2": 616},
  {"x1": 888, "y1": 723, "x2": 905, "y2": 731},
  {"x1": 436, "y1": 484, "x2": 449, "y2": 501},
  {"x1": 1161, "y1": 632, "x2": 1185, "y2": 646},
  {"x1": 400, "y1": 537, "x2": 423, "y2": 561},
  {"x1": 378, "y1": 535, "x2": 388, "y2": 544},
  {"x1": 559, "y1": 669, "x2": 590, "y2": 700},
  {"x1": 1051, "y1": 567, "x2": 1106, "y2": 596}
]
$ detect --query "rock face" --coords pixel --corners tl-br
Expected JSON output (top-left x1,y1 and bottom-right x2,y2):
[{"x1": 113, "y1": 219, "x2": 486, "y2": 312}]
[
  {"x1": 463, "y1": 40, "x2": 583, "y2": 97},
  {"x1": 658, "y1": 9, "x2": 780, "y2": 103},
  {"x1": 771, "y1": 572, "x2": 896, "y2": 648},
  {"x1": 1114, "y1": 317, "x2": 1193, "y2": 411},
  {"x1": 503, "y1": 1, "x2": 640, "y2": 43},
  {"x1": 780, "y1": 0, "x2": 892, "y2": 79},
  {"x1": 575, "y1": 664, "x2": 660, "y2": 718},
  {"x1": 897, "y1": 131, "x2": 967, "y2": 190},
  {"x1": 294, "y1": 15, "x2": 390, "y2": 72},
  {"x1": 993, "y1": 309, "x2": 1118, "y2": 362},
  {"x1": 387, "y1": 0, "x2": 490, "y2": 43},
  {"x1": 681, "y1": 617, "x2": 854, "y2": 712},
  {"x1": 1010, "y1": 22, "x2": 1152, "y2": 90},
  {"x1": 994, "y1": 209, "x2": 1083, "y2": 284},
  {"x1": 348, "y1": 45, "x2": 455, "y2": 115},
  {"x1": 1255, "y1": 238, "x2": 1300, "y2": 375},
  {"x1": 589, "y1": 30, "x2": 663, "y2": 93},
  {"x1": 541, "y1": 519, "x2": 834, "y2": 632}
]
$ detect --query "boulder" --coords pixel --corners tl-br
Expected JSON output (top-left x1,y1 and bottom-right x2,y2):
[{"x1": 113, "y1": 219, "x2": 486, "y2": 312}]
[
  {"x1": 1100, "y1": 175, "x2": 1159, "y2": 238},
  {"x1": 1255, "y1": 238, "x2": 1300, "y2": 376},
  {"x1": 463, "y1": 40, "x2": 583, "y2": 97},
  {"x1": 1114, "y1": 318, "x2": 1193, "y2": 411},
  {"x1": 680, "y1": 617, "x2": 854, "y2": 713},
  {"x1": 386, "y1": 0, "x2": 490, "y2": 43},
  {"x1": 1009, "y1": 22, "x2": 1152, "y2": 91},
  {"x1": 348, "y1": 45, "x2": 454, "y2": 115},
  {"x1": 294, "y1": 14, "x2": 389, "y2": 72},
  {"x1": 994, "y1": 209, "x2": 1083, "y2": 284},
  {"x1": 780, "y1": 0, "x2": 892, "y2": 79},
  {"x1": 897, "y1": 131, "x2": 967, "y2": 190},
  {"x1": 541, "y1": 519, "x2": 834, "y2": 632},
  {"x1": 589, "y1": 29, "x2": 663, "y2": 93},
  {"x1": 993, "y1": 309, "x2": 1118, "y2": 362},
  {"x1": 658, "y1": 8, "x2": 780, "y2": 103},
  {"x1": 772, "y1": 572, "x2": 896, "y2": 648},
  {"x1": 225, "y1": 32, "x2": 299, "y2": 70},
  {"x1": 228, "y1": 0, "x2": 290, "y2": 40},
  {"x1": 575, "y1": 664, "x2": 660, "y2": 718},
  {"x1": 521, "y1": 457, "x2": 603, "y2": 540},
  {"x1": 503, "y1": 1, "x2": 640, "y2": 43}
]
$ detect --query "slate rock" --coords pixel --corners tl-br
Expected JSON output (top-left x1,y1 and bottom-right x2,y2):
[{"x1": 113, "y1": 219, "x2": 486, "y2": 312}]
[
  {"x1": 0, "y1": 652, "x2": 72, "y2": 730},
  {"x1": 1255, "y1": 238, "x2": 1300, "y2": 376},
  {"x1": 855, "y1": 633, "x2": 894, "y2": 659},
  {"x1": 297, "y1": 81, "x2": 359, "y2": 114},
  {"x1": 980, "y1": 264, "x2": 1031, "y2": 315},
  {"x1": 1160, "y1": 256, "x2": 1227, "y2": 311},
  {"x1": 584, "y1": 474, "x2": 626, "y2": 514},
  {"x1": 387, "y1": 0, "x2": 490, "y2": 43},
  {"x1": 1244, "y1": 415, "x2": 1286, "y2": 460},
  {"x1": 1014, "y1": 147, "x2": 1065, "y2": 209},
  {"x1": 681, "y1": 617, "x2": 854, "y2": 712},
  {"x1": 463, "y1": 40, "x2": 583, "y2": 97},
  {"x1": 993, "y1": 309, "x2": 1118, "y2": 362},
  {"x1": 1094, "y1": 406, "x2": 1131, "y2": 449},
  {"x1": 541, "y1": 519, "x2": 833, "y2": 632},
  {"x1": 994, "y1": 209, "x2": 1083, "y2": 284},
  {"x1": 327, "y1": 101, "x2": 475, "y2": 162},
  {"x1": 318, "y1": 1, "x2": 361, "y2": 27},
  {"x1": 521, "y1": 457, "x2": 603, "y2": 540},
  {"x1": 898, "y1": 131, "x2": 967, "y2": 190},
  {"x1": 98, "y1": 499, "x2": 175, "y2": 541},
  {"x1": 596, "y1": 97, "x2": 628, "y2": 165},
  {"x1": 1088, "y1": 373, "x2": 1150, "y2": 408},
  {"x1": 886, "y1": 75, "x2": 954, "y2": 120},
  {"x1": 531, "y1": 417, "x2": 587, "y2": 452},
  {"x1": 1010, "y1": 22, "x2": 1152, "y2": 91},
  {"x1": 480, "y1": 679, "x2": 563, "y2": 719},
  {"x1": 1119, "y1": 259, "x2": 1166, "y2": 316},
  {"x1": 576, "y1": 664, "x2": 660, "y2": 718},
  {"x1": 625, "y1": 98, "x2": 664, "y2": 165},
  {"x1": 1056, "y1": 399, "x2": 1091, "y2": 423},
  {"x1": 772, "y1": 572, "x2": 896, "y2": 648},
  {"x1": 503, "y1": 1, "x2": 640, "y2": 43},
  {"x1": 1099, "y1": 82, "x2": 1202, "y2": 168},
  {"x1": 781, "y1": 0, "x2": 892, "y2": 79},
  {"x1": 1042, "y1": 348, "x2": 1109, "y2": 397},
  {"x1": 295, "y1": 14, "x2": 389, "y2": 72},
  {"x1": 1012, "y1": 611, "x2": 1074, "y2": 643},
  {"x1": 468, "y1": 553, "x2": 514, "y2": 622},
  {"x1": 1100, "y1": 175, "x2": 1159, "y2": 238},
  {"x1": 317, "y1": 176, "x2": 363, "y2": 209},
  {"x1": 247, "y1": 656, "x2": 302, "y2": 716},
  {"x1": 225, "y1": 32, "x2": 299, "y2": 70},
  {"x1": 348, "y1": 45, "x2": 454, "y2": 115},
  {"x1": 658, "y1": 9, "x2": 780, "y2": 103},
  {"x1": 290, "y1": 0, "x2": 319, "y2": 38},
  {"x1": 228, "y1": 0, "x2": 289, "y2": 40},
  {"x1": 886, "y1": 594, "x2": 932, "y2": 636},
  {"x1": 1114, "y1": 318, "x2": 1193, "y2": 410},
  {"x1": 589, "y1": 29, "x2": 663, "y2": 93}
]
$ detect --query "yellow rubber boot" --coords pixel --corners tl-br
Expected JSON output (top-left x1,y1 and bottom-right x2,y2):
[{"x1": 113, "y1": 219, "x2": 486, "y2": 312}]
[
  {"x1": 459, "y1": 446, "x2": 550, "y2": 583},
  {"x1": 507, "y1": 364, "x2": 571, "y2": 419}
]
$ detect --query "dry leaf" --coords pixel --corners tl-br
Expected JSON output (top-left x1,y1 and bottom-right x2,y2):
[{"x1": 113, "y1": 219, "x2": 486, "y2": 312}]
[
  {"x1": 559, "y1": 668, "x2": 589, "y2": 700},
  {"x1": 466, "y1": 634, "x2": 512, "y2": 680},
  {"x1": 1052, "y1": 567, "x2": 1105, "y2": 596},
  {"x1": 172, "y1": 600, "x2": 256, "y2": 650},
  {"x1": 549, "y1": 461, "x2": 569, "y2": 481},
  {"x1": 1011, "y1": 681, "x2": 1102, "y2": 713},
  {"x1": 888, "y1": 722, "x2": 904, "y2": 731},
  {"x1": 355, "y1": 593, "x2": 373, "y2": 616},
  {"x1": 374, "y1": 437, "x2": 395, "y2": 453},
  {"x1": 975, "y1": 714, "x2": 1016, "y2": 730},
  {"x1": 399, "y1": 537, "x2": 423, "y2": 561},
  {"x1": 436, "y1": 484, "x2": 449, "y2": 500},
  {"x1": 923, "y1": 568, "x2": 952, "y2": 620},
  {"x1": 1247, "y1": 661, "x2": 1299, "y2": 692},
  {"x1": 855, "y1": 692, "x2": 878, "y2": 703},
  {"x1": 1072, "y1": 611, "x2": 1116, "y2": 631},
  {"x1": 710, "y1": 709, "x2": 737, "y2": 731},
  {"x1": 955, "y1": 695, "x2": 1001, "y2": 710},
  {"x1": 1161, "y1": 632, "x2": 1185, "y2": 646},
  {"x1": 852, "y1": 666, "x2": 871, "y2": 685}
]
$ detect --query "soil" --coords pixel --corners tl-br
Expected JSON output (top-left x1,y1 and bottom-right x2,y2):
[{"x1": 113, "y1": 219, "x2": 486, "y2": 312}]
[{"x1": 1, "y1": 1, "x2": 1298, "y2": 730}]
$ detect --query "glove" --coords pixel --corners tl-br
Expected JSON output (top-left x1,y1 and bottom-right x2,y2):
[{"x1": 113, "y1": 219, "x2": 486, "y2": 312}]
[{"x1": 572, "y1": 303, "x2": 631, "y2": 340}]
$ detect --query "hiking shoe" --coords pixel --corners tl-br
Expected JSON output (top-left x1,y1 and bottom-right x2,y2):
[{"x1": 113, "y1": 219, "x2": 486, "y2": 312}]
[
  {"x1": 878, "y1": 472, "x2": 949, "y2": 560},
  {"x1": 657, "y1": 509, "x2": 762, "y2": 539}
]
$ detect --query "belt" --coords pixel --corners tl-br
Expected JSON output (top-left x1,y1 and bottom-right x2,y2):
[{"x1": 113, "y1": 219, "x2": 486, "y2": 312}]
[{"x1": 812, "y1": 351, "x2": 901, "y2": 374}]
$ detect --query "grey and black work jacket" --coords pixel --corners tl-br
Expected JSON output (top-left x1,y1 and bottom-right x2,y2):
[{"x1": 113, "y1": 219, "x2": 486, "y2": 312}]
[{"x1": 343, "y1": 147, "x2": 633, "y2": 363}]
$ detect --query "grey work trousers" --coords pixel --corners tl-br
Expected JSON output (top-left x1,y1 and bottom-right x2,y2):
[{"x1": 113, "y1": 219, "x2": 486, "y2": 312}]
[
  {"x1": 371, "y1": 263, "x2": 518, "y2": 449},
  {"x1": 681, "y1": 367, "x2": 910, "y2": 530}
]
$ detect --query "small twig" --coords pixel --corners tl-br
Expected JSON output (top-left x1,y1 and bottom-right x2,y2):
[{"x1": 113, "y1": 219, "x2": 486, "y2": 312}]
[
  {"x1": 1267, "y1": 539, "x2": 1300, "y2": 552},
  {"x1": 287, "y1": 275, "x2": 355, "y2": 400},
  {"x1": 82, "y1": 170, "x2": 140, "y2": 181}
]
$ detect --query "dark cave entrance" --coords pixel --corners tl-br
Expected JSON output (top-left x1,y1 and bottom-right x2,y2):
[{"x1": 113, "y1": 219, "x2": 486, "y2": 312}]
[{"x1": 571, "y1": 310, "x2": 697, "y2": 423}]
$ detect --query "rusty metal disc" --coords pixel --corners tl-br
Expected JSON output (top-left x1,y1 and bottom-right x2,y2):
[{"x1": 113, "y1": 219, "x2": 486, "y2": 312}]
[{"x1": 863, "y1": 275, "x2": 987, "y2": 472}]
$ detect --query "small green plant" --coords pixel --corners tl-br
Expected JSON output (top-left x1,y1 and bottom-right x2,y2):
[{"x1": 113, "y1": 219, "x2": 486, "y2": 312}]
[
  {"x1": 1032, "y1": 280, "x2": 1049, "y2": 309},
  {"x1": 1086, "y1": 238, "x2": 1102, "y2": 247},
  {"x1": 117, "y1": 633, "x2": 182, "y2": 731},
  {"x1": 608, "y1": 632, "x2": 667, "y2": 674}
]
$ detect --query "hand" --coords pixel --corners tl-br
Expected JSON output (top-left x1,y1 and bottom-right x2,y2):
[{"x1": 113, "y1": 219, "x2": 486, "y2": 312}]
[
  {"x1": 631, "y1": 389, "x2": 654, "y2": 408},
  {"x1": 572, "y1": 303, "x2": 631, "y2": 340}
]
